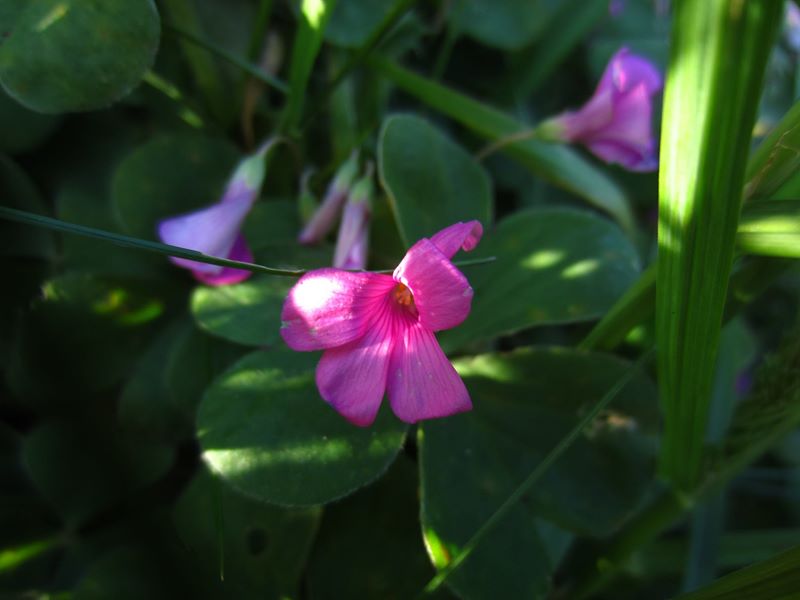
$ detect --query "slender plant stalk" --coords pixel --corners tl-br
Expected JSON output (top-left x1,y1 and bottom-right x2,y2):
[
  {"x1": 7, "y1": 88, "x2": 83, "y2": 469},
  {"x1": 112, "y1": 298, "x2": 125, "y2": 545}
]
[
  {"x1": 300, "y1": 0, "x2": 420, "y2": 131},
  {"x1": 280, "y1": 0, "x2": 338, "y2": 134},
  {"x1": 164, "y1": 23, "x2": 289, "y2": 94},
  {"x1": 0, "y1": 206, "x2": 494, "y2": 276}
]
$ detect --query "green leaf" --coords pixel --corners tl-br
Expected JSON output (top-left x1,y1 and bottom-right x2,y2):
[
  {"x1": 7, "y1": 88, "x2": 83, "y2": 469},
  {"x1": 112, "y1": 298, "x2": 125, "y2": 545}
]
[
  {"x1": 0, "y1": 88, "x2": 59, "y2": 153},
  {"x1": 745, "y1": 99, "x2": 800, "y2": 201},
  {"x1": 420, "y1": 347, "x2": 657, "y2": 598},
  {"x1": 674, "y1": 546, "x2": 800, "y2": 600},
  {"x1": 0, "y1": 0, "x2": 161, "y2": 113},
  {"x1": 587, "y1": 0, "x2": 670, "y2": 78},
  {"x1": 119, "y1": 318, "x2": 243, "y2": 442},
  {"x1": 506, "y1": 0, "x2": 608, "y2": 96},
  {"x1": 73, "y1": 546, "x2": 194, "y2": 600},
  {"x1": 378, "y1": 114, "x2": 493, "y2": 246},
  {"x1": 191, "y1": 276, "x2": 292, "y2": 347},
  {"x1": 440, "y1": 208, "x2": 640, "y2": 352},
  {"x1": 656, "y1": 0, "x2": 782, "y2": 490},
  {"x1": 737, "y1": 199, "x2": 800, "y2": 258},
  {"x1": 21, "y1": 421, "x2": 173, "y2": 527},
  {"x1": 6, "y1": 272, "x2": 166, "y2": 404},
  {"x1": 111, "y1": 133, "x2": 238, "y2": 239},
  {"x1": 369, "y1": 56, "x2": 635, "y2": 231},
  {"x1": 307, "y1": 457, "x2": 436, "y2": 599},
  {"x1": 0, "y1": 154, "x2": 56, "y2": 260},
  {"x1": 173, "y1": 467, "x2": 320, "y2": 597},
  {"x1": 196, "y1": 348, "x2": 407, "y2": 506},
  {"x1": 325, "y1": 0, "x2": 395, "y2": 48},
  {"x1": 450, "y1": 0, "x2": 553, "y2": 50}
]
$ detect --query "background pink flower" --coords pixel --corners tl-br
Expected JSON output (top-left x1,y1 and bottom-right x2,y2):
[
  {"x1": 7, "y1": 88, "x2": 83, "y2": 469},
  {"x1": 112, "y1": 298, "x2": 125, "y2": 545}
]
[
  {"x1": 541, "y1": 47, "x2": 663, "y2": 171},
  {"x1": 281, "y1": 221, "x2": 483, "y2": 426},
  {"x1": 158, "y1": 142, "x2": 272, "y2": 286}
]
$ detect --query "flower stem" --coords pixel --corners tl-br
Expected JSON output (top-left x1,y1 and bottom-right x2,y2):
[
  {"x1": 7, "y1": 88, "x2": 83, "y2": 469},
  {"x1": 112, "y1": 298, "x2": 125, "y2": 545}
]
[{"x1": 474, "y1": 128, "x2": 539, "y2": 162}]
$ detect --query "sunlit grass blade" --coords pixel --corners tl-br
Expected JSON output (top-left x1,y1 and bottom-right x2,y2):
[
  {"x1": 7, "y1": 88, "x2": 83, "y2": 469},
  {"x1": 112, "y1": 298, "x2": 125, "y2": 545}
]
[
  {"x1": 656, "y1": 0, "x2": 782, "y2": 490},
  {"x1": 419, "y1": 348, "x2": 655, "y2": 597},
  {"x1": 0, "y1": 537, "x2": 60, "y2": 572},
  {"x1": 369, "y1": 55, "x2": 634, "y2": 232},
  {"x1": 674, "y1": 546, "x2": 800, "y2": 600},
  {"x1": 737, "y1": 199, "x2": 800, "y2": 257},
  {"x1": 745, "y1": 99, "x2": 800, "y2": 200},
  {"x1": 281, "y1": 0, "x2": 338, "y2": 133},
  {"x1": 581, "y1": 196, "x2": 800, "y2": 351}
]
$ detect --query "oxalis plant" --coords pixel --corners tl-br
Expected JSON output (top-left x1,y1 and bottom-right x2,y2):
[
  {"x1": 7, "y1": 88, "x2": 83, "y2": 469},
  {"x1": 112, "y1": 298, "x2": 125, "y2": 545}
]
[{"x1": 2, "y1": 0, "x2": 800, "y2": 598}]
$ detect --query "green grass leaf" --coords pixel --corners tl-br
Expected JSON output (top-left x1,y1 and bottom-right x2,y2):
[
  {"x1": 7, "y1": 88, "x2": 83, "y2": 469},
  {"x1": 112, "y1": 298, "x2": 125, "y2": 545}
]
[
  {"x1": 281, "y1": 0, "x2": 338, "y2": 133},
  {"x1": 656, "y1": 0, "x2": 782, "y2": 490},
  {"x1": 674, "y1": 546, "x2": 800, "y2": 600}
]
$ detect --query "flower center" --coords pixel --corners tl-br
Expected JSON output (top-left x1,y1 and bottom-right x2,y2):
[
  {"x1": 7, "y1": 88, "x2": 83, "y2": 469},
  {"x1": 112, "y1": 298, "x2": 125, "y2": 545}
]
[{"x1": 392, "y1": 283, "x2": 415, "y2": 308}]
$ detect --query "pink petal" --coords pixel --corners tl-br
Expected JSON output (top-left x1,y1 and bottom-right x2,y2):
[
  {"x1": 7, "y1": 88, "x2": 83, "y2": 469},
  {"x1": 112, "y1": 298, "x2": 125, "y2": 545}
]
[
  {"x1": 598, "y1": 48, "x2": 662, "y2": 97},
  {"x1": 316, "y1": 299, "x2": 396, "y2": 426},
  {"x1": 429, "y1": 221, "x2": 484, "y2": 259},
  {"x1": 393, "y1": 239, "x2": 473, "y2": 332},
  {"x1": 333, "y1": 198, "x2": 370, "y2": 269},
  {"x1": 193, "y1": 234, "x2": 254, "y2": 286},
  {"x1": 584, "y1": 84, "x2": 658, "y2": 171},
  {"x1": 387, "y1": 321, "x2": 471, "y2": 423},
  {"x1": 158, "y1": 195, "x2": 254, "y2": 275},
  {"x1": 556, "y1": 89, "x2": 615, "y2": 141},
  {"x1": 298, "y1": 186, "x2": 347, "y2": 245},
  {"x1": 281, "y1": 269, "x2": 395, "y2": 351}
]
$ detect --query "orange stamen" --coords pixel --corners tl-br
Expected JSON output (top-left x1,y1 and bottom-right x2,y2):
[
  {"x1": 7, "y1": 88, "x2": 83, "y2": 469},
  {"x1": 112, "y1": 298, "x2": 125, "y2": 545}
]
[{"x1": 393, "y1": 283, "x2": 415, "y2": 307}]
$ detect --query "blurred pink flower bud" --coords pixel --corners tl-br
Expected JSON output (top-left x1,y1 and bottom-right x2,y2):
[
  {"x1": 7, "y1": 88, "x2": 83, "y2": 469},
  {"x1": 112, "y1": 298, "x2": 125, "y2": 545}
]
[
  {"x1": 333, "y1": 172, "x2": 373, "y2": 270},
  {"x1": 298, "y1": 152, "x2": 359, "y2": 244},
  {"x1": 158, "y1": 140, "x2": 273, "y2": 286}
]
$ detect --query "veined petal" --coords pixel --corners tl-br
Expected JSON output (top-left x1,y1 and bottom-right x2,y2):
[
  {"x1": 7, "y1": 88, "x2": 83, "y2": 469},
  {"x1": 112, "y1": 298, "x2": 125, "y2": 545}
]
[
  {"x1": 281, "y1": 269, "x2": 395, "y2": 351},
  {"x1": 387, "y1": 321, "x2": 471, "y2": 423},
  {"x1": 193, "y1": 234, "x2": 254, "y2": 286},
  {"x1": 158, "y1": 195, "x2": 254, "y2": 275},
  {"x1": 429, "y1": 220, "x2": 483, "y2": 259},
  {"x1": 393, "y1": 239, "x2": 473, "y2": 331},
  {"x1": 316, "y1": 300, "x2": 396, "y2": 426}
]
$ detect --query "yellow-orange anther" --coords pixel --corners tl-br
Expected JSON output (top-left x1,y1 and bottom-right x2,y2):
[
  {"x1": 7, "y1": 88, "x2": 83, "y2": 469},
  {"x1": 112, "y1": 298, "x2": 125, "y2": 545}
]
[{"x1": 393, "y1": 283, "x2": 415, "y2": 307}]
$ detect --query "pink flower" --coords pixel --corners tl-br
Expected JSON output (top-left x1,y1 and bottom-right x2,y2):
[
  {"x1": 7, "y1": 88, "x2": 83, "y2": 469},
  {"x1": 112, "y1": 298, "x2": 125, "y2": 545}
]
[
  {"x1": 332, "y1": 173, "x2": 372, "y2": 270},
  {"x1": 298, "y1": 152, "x2": 359, "y2": 245},
  {"x1": 540, "y1": 48, "x2": 662, "y2": 172},
  {"x1": 281, "y1": 221, "x2": 483, "y2": 426},
  {"x1": 158, "y1": 142, "x2": 272, "y2": 286}
]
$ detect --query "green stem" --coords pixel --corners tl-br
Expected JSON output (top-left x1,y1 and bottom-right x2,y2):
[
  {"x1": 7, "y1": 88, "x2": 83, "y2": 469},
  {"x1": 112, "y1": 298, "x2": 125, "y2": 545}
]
[
  {"x1": 0, "y1": 206, "x2": 494, "y2": 276},
  {"x1": 246, "y1": 0, "x2": 274, "y2": 62},
  {"x1": 300, "y1": 0, "x2": 419, "y2": 131},
  {"x1": 164, "y1": 23, "x2": 289, "y2": 94}
]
